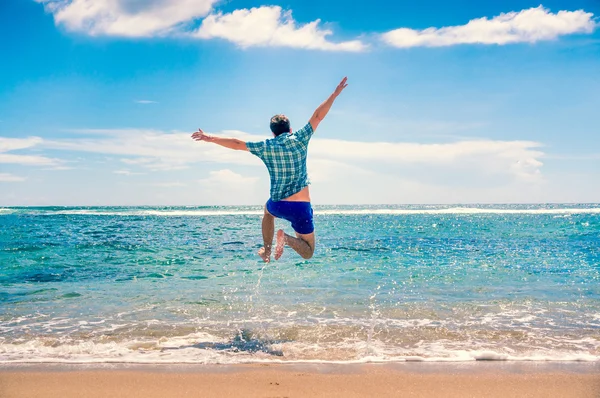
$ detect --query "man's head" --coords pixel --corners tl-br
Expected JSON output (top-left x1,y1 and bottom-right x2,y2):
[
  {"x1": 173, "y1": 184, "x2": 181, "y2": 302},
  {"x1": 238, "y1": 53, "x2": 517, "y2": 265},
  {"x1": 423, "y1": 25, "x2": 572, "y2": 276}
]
[{"x1": 270, "y1": 114, "x2": 291, "y2": 136}]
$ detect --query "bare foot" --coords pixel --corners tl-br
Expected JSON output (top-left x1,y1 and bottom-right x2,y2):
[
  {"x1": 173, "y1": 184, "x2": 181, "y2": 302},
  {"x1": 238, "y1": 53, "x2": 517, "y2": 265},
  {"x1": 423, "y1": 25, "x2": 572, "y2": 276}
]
[
  {"x1": 275, "y1": 229, "x2": 286, "y2": 260},
  {"x1": 258, "y1": 247, "x2": 271, "y2": 263}
]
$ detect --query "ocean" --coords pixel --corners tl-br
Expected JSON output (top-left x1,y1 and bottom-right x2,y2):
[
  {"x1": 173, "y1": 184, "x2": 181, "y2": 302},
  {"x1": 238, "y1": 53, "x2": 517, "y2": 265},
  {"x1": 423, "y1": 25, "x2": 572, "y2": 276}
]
[{"x1": 1, "y1": 204, "x2": 599, "y2": 364}]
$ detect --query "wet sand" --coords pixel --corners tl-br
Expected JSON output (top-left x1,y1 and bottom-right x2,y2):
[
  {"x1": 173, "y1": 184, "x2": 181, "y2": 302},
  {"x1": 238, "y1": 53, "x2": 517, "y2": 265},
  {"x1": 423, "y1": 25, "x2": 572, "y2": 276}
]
[{"x1": 1, "y1": 362, "x2": 599, "y2": 398}]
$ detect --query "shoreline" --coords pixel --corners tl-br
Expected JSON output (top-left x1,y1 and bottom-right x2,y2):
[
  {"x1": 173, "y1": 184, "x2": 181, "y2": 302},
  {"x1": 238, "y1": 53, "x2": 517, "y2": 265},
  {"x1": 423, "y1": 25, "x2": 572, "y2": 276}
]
[
  {"x1": 2, "y1": 360, "x2": 600, "y2": 373},
  {"x1": 2, "y1": 362, "x2": 599, "y2": 398}
]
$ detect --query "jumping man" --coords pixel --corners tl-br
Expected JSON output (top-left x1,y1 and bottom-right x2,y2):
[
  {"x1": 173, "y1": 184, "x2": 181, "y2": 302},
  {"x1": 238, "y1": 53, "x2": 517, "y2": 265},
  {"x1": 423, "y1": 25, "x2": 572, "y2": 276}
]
[{"x1": 192, "y1": 77, "x2": 348, "y2": 262}]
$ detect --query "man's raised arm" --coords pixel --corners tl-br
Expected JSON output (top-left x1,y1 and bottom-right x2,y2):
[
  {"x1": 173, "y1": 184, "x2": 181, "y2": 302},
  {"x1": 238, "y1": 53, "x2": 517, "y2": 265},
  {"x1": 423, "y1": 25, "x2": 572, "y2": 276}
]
[
  {"x1": 309, "y1": 77, "x2": 348, "y2": 132},
  {"x1": 191, "y1": 129, "x2": 248, "y2": 151}
]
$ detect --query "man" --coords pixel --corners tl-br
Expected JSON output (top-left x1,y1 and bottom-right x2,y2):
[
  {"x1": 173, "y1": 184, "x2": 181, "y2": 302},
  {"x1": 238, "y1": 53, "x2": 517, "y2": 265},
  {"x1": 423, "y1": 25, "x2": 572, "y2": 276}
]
[{"x1": 191, "y1": 77, "x2": 348, "y2": 263}]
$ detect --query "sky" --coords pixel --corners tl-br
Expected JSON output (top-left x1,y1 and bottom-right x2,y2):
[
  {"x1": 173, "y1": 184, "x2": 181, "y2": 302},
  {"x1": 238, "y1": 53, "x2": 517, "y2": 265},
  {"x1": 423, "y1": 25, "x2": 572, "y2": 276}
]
[{"x1": 0, "y1": 0, "x2": 599, "y2": 206}]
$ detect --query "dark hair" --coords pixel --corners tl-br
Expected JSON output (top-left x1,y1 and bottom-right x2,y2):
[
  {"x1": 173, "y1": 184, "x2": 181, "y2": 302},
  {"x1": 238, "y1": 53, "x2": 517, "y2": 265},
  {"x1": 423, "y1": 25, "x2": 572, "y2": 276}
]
[{"x1": 270, "y1": 114, "x2": 291, "y2": 136}]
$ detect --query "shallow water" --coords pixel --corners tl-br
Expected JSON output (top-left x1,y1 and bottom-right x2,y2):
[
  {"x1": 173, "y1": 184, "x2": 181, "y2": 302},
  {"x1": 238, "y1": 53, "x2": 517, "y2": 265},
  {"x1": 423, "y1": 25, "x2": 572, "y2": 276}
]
[{"x1": 1, "y1": 204, "x2": 599, "y2": 363}]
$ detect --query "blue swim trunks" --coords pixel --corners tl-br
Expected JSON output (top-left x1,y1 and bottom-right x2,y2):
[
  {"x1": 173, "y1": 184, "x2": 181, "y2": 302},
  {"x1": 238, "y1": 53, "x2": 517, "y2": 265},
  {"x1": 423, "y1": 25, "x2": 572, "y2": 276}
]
[{"x1": 266, "y1": 199, "x2": 314, "y2": 235}]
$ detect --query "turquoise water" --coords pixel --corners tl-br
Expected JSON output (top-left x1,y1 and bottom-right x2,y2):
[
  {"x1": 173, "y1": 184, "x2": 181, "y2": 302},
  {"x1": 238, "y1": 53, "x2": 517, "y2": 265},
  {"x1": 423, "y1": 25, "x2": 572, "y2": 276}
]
[{"x1": 1, "y1": 205, "x2": 599, "y2": 364}]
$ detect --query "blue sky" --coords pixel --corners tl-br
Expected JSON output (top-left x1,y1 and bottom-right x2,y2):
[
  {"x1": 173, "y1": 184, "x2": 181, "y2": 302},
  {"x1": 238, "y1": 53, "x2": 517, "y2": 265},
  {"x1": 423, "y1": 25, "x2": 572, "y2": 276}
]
[{"x1": 0, "y1": 0, "x2": 599, "y2": 205}]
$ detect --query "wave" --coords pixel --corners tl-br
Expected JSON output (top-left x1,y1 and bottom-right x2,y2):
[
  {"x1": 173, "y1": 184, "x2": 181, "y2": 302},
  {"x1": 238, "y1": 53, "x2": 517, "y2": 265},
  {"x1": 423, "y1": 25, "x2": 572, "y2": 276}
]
[
  {"x1": 2, "y1": 207, "x2": 600, "y2": 217},
  {"x1": 1, "y1": 334, "x2": 597, "y2": 365},
  {"x1": 2, "y1": 310, "x2": 598, "y2": 364},
  {"x1": 55, "y1": 210, "x2": 265, "y2": 216},
  {"x1": 318, "y1": 207, "x2": 600, "y2": 215}
]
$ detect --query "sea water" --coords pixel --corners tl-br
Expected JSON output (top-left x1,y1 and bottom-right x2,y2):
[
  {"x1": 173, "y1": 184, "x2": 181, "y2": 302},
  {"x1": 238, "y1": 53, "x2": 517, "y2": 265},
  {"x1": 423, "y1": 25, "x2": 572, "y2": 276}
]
[{"x1": 1, "y1": 204, "x2": 599, "y2": 364}]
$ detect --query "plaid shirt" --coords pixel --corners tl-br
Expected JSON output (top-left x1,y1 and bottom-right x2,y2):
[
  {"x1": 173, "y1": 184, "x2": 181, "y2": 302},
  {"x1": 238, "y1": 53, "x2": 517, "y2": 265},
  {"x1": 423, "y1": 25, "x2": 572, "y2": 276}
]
[{"x1": 246, "y1": 123, "x2": 314, "y2": 202}]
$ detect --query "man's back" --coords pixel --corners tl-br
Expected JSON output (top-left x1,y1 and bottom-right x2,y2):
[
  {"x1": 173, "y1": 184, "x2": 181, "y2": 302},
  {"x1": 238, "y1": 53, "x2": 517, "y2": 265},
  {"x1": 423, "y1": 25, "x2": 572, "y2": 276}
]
[{"x1": 247, "y1": 123, "x2": 314, "y2": 202}]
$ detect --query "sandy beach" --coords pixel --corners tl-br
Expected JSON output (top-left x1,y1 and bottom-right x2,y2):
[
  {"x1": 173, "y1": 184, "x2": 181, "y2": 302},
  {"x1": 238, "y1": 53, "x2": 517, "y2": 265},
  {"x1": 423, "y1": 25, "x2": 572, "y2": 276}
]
[{"x1": 2, "y1": 363, "x2": 599, "y2": 398}]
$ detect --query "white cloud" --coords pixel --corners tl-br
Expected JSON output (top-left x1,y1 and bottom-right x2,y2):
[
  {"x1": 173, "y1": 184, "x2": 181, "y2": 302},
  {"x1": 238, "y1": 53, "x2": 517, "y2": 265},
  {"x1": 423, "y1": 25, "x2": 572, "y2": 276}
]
[
  {"x1": 544, "y1": 153, "x2": 600, "y2": 161},
  {"x1": 35, "y1": 1, "x2": 366, "y2": 51},
  {"x1": 382, "y1": 6, "x2": 596, "y2": 48},
  {"x1": 195, "y1": 6, "x2": 367, "y2": 51},
  {"x1": 0, "y1": 136, "x2": 63, "y2": 166},
  {"x1": 0, "y1": 137, "x2": 43, "y2": 152},
  {"x1": 308, "y1": 159, "x2": 374, "y2": 184},
  {"x1": 44, "y1": 166, "x2": 75, "y2": 171},
  {"x1": 0, "y1": 154, "x2": 62, "y2": 166},
  {"x1": 135, "y1": 100, "x2": 158, "y2": 104},
  {"x1": 8, "y1": 129, "x2": 598, "y2": 205},
  {"x1": 114, "y1": 169, "x2": 144, "y2": 175},
  {"x1": 120, "y1": 157, "x2": 154, "y2": 165},
  {"x1": 309, "y1": 138, "x2": 544, "y2": 182},
  {"x1": 198, "y1": 169, "x2": 259, "y2": 185},
  {"x1": 44, "y1": 129, "x2": 264, "y2": 171},
  {"x1": 148, "y1": 181, "x2": 187, "y2": 187},
  {"x1": 196, "y1": 169, "x2": 262, "y2": 205},
  {"x1": 36, "y1": 0, "x2": 216, "y2": 37},
  {"x1": 42, "y1": 128, "x2": 544, "y2": 185},
  {"x1": 0, "y1": 173, "x2": 26, "y2": 182}
]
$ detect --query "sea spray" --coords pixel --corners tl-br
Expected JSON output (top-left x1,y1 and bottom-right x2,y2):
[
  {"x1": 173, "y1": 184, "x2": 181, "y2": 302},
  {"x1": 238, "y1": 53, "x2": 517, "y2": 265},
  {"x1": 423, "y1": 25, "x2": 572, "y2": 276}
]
[{"x1": 366, "y1": 285, "x2": 382, "y2": 357}]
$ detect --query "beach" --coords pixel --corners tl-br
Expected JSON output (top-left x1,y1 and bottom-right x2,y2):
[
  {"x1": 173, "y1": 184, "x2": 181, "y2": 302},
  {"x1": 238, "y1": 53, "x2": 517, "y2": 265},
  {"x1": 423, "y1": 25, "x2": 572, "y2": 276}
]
[
  {"x1": 5, "y1": 0, "x2": 600, "y2": 395},
  {"x1": 2, "y1": 363, "x2": 599, "y2": 397},
  {"x1": 4, "y1": 1, "x2": 600, "y2": 395}
]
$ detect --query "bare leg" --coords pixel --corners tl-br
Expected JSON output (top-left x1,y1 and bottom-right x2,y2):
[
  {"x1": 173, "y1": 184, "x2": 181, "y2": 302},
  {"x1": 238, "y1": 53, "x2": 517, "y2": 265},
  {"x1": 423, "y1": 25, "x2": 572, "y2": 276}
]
[
  {"x1": 274, "y1": 229, "x2": 285, "y2": 260},
  {"x1": 275, "y1": 229, "x2": 315, "y2": 260},
  {"x1": 258, "y1": 208, "x2": 275, "y2": 263}
]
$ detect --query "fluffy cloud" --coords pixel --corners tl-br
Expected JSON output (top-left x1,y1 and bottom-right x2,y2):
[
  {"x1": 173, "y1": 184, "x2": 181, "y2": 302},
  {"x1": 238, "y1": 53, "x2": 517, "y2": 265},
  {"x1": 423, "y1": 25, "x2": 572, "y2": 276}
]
[
  {"x1": 35, "y1": 1, "x2": 366, "y2": 51},
  {"x1": 35, "y1": 0, "x2": 216, "y2": 37},
  {"x1": 35, "y1": 2, "x2": 594, "y2": 50},
  {"x1": 194, "y1": 6, "x2": 367, "y2": 51},
  {"x1": 382, "y1": 6, "x2": 596, "y2": 48}
]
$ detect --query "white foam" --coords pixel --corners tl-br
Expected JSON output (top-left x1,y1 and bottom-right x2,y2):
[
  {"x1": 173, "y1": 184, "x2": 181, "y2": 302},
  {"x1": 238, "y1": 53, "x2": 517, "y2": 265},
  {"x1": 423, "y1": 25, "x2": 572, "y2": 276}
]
[
  {"x1": 1, "y1": 331, "x2": 598, "y2": 365},
  {"x1": 315, "y1": 207, "x2": 600, "y2": 215}
]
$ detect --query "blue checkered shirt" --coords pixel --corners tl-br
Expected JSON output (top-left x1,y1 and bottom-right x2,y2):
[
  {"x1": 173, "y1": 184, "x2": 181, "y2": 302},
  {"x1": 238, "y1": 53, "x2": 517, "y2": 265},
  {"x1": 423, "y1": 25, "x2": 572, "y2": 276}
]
[{"x1": 246, "y1": 123, "x2": 314, "y2": 202}]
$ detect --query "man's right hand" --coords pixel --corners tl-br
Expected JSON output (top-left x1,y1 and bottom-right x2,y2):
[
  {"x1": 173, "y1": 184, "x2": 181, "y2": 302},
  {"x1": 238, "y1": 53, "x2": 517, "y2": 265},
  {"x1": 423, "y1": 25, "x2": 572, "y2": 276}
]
[{"x1": 191, "y1": 129, "x2": 214, "y2": 142}]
